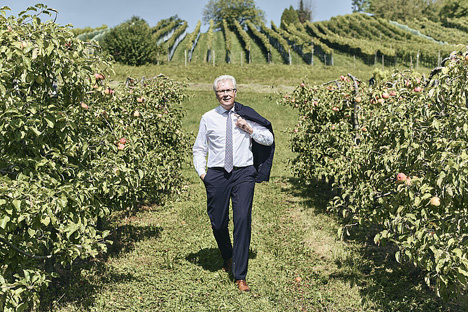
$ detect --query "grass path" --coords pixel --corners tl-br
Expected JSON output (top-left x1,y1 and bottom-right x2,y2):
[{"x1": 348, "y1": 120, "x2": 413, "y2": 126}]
[{"x1": 48, "y1": 90, "x2": 463, "y2": 311}]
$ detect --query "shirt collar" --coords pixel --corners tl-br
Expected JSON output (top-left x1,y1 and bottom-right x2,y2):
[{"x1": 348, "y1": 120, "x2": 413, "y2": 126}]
[{"x1": 217, "y1": 105, "x2": 235, "y2": 114}]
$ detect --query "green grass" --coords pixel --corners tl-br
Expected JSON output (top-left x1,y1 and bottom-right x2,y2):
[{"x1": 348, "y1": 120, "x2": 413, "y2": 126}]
[
  {"x1": 111, "y1": 62, "x2": 433, "y2": 89},
  {"x1": 41, "y1": 88, "x2": 467, "y2": 311}
]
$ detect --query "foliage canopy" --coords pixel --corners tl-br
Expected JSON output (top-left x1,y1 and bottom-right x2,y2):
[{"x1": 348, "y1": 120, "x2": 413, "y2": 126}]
[
  {"x1": 202, "y1": 0, "x2": 265, "y2": 30},
  {"x1": 101, "y1": 16, "x2": 159, "y2": 66},
  {"x1": 280, "y1": 5, "x2": 300, "y2": 29}
]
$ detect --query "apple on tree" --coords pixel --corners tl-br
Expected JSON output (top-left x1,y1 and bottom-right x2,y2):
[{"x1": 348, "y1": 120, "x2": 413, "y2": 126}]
[{"x1": 396, "y1": 172, "x2": 407, "y2": 184}]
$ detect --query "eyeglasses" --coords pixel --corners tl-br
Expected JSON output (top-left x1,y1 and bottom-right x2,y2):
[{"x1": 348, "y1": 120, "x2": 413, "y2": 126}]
[{"x1": 215, "y1": 88, "x2": 236, "y2": 95}]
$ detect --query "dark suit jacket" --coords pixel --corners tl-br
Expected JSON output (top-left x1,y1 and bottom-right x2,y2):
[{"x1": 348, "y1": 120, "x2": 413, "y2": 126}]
[{"x1": 234, "y1": 102, "x2": 275, "y2": 183}]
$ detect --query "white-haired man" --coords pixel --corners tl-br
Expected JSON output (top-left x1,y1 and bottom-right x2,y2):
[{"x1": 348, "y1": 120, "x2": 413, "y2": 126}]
[{"x1": 193, "y1": 75, "x2": 275, "y2": 292}]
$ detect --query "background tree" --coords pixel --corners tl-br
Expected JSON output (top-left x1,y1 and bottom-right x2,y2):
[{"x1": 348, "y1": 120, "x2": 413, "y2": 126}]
[
  {"x1": 101, "y1": 16, "x2": 159, "y2": 66},
  {"x1": 351, "y1": 0, "x2": 371, "y2": 12},
  {"x1": 202, "y1": 0, "x2": 265, "y2": 30},
  {"x1": 280, "y1": 5, "x2": 300, "y2": 29},
  {"x1": 297, "y1": 0, "x2": 314, "y2": 23},
  {"x1": 439, "y1": 0, "x2": 468, "y2": 20}
]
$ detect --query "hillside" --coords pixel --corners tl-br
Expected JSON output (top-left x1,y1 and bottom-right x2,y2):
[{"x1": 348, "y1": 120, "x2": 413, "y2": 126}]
[{"x1": 77, "y1": 13, "x2": 468, "y2": 69}]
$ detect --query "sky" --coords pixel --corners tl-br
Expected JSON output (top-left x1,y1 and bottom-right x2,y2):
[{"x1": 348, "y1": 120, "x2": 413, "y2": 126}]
[{"x1": 1, "y1": 0, "x2": 353, "y2": 32}]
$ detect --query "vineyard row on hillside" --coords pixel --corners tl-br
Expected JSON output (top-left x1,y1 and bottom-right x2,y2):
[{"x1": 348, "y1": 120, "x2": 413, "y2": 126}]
[{"x1": 78, "y1": 13, "x2": 468, "y2": 68}]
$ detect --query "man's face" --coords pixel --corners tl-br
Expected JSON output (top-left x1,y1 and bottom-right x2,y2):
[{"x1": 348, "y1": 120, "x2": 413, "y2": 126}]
[{"x1": 215, "y1": 79, "x2": 237, "y2": 110}]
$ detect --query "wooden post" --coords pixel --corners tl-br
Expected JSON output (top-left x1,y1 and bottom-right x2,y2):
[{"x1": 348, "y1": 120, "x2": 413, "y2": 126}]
[
  {"x1": 288, "y1": 48, "x2": 291, "y2": 65},
  {"x1": 410, "y1": 55, "x2": 413, "y2": 70},
  {"x1": 353, "y1": 55, "x2": 356, "y2": 69},
  {"x1": 310, "y1": 45, "x2": 314, "y2": 65}
]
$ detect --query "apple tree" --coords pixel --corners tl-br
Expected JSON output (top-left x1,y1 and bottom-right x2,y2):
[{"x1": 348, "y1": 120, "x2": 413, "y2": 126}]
[{"x1": 285, "y1": 46, "x2": 468, "y2": 297}]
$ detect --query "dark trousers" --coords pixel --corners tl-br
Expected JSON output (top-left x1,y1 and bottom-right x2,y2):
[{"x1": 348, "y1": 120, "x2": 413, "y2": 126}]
[{"x1": 203, "y1": 165, "x2": 257, "y2": 280}]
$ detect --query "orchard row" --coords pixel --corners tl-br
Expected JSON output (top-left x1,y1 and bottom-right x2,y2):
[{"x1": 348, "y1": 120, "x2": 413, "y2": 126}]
[
  {"x1": 286, "y1": 46, "x2": 468, "y2": 298},
  {"x1": 0, "y1": 6, "x2": 189, "y2": 310}
]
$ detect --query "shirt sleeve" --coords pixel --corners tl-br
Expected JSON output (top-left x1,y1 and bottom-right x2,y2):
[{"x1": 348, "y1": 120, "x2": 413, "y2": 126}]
[
  {"x1": 193, "y1": 115, "x2": 208, "y2": 177},
  {"x1": 249, "y1": 121, "x2": 274, "y2": 146}
]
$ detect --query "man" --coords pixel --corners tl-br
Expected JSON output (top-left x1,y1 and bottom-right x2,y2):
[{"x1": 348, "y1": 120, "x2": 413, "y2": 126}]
[{"x1": 193, "y1": 75, "x2": 274, "y2": 292}]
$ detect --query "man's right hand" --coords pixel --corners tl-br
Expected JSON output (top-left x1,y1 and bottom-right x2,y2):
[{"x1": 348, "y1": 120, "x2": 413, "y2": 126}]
[{"x1": 200, "y1": 173, "x2": 206, "y2": 181}]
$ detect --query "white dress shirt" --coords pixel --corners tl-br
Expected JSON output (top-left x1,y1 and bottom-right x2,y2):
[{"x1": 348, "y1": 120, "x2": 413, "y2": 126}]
[{"x1": 193, "y1": 105, "x2": 274, "y2": 177}]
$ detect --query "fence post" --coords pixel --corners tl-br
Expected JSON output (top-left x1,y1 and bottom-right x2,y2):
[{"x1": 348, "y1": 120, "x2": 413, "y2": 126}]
[{"x1": 289, "y1": 48, "x2": 291, "y2": 65}]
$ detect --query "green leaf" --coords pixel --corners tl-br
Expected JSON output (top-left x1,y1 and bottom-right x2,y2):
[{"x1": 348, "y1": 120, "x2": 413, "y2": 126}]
[
  {"x1": 0, "y1": 215, "x2": 10, "y2": 229},
  {"x1": 45, "y1": 117, "x2": 54, "y2": 128},
  {"x1": 12, "y1": 199, "x2": 21, "y2": 210},
  {"x1": 41, "y1": 216, "x2": 50, "y2": 226}
]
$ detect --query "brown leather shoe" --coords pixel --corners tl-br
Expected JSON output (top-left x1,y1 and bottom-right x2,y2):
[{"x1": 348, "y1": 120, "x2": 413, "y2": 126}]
[
  {"x1": 222, "y1": 258, "x2": 232, "y2": 272},
  {"x1": 235, "y1": 279, "x2": 251, "y2": 292}
]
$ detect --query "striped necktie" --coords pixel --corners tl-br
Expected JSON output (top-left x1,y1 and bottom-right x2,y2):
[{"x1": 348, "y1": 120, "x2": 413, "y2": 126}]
[{"x1": 224, "y1": 110, "x2": 233, "y2": 173}]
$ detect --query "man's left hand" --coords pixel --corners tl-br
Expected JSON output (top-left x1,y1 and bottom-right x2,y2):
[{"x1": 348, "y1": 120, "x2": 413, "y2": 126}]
[{"x1": 235, "y1": 116, "x2": 253, "y2": 135}]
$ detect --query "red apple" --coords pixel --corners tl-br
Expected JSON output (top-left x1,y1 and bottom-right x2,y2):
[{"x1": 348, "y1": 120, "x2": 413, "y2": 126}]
[
  {"x1": 300, "y1": 82, "x2": 305, "y2": 87},
  {"x1": 332, "y1": 106, "x2": 339, "y2": 112},
  {"x1": 389, "y1": 90, "x2": 397, "y2": 97},
  {"x1": 94, "y1": 73, "x2": 105, "y2": 80},
  {"x1": 396, "y1": 172, "x2": 407, "y2": 184},
  {"x1": 119, "y1": 137, "x2": 127, "y2": 144},
  {"x1": 137, "y1": 97, "x2": 144, "y2": 103},
  {"x1": 80, "y1": 102, "x2": 88, "y2": 109},
  {"x1": 413, "y1": 87, "x2": 422, "y2": 92},
  {"x1": 104, "y1": 87, "x2": 114, "y2": 95},
  {"x1": 355, "y1": 96, "x2": 362, "y2": 103},
  {"x1": 117, "y1": 143, "x2": 125, "y2": 150},
  {"x1": 382, "y1": 92, "x2": 389, "y2": 99}
]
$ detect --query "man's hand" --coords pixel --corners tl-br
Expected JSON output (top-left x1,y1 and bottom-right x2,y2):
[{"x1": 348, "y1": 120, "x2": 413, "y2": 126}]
[
  {"x1": 200, "y1": 173, "x2": 206, "y2": 180},
  {"x1": 235, "y1": 116, "x2": 253, "y2": 135}
]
